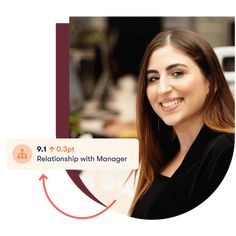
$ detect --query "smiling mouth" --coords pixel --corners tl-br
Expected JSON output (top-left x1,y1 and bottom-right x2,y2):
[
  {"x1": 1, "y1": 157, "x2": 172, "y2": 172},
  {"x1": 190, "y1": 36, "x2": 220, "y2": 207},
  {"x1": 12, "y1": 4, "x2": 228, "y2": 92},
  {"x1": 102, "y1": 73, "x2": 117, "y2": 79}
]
[{"x1": 160, "y1": 98, "x2": 184, "y2": 108}]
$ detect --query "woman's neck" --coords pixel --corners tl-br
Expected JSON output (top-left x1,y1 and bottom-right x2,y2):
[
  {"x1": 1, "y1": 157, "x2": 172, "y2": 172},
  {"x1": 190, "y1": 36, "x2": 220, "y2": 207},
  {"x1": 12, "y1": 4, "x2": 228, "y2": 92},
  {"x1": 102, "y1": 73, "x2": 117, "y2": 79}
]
[{"x1": 174, "y1": 120, "x2": 204, "y2": 154}]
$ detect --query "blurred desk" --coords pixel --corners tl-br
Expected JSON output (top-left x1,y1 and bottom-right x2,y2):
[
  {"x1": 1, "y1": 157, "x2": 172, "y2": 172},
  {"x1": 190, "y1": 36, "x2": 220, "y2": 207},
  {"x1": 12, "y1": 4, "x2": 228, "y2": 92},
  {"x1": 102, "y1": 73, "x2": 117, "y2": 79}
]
[{"x1": 80, "y1": 116, "x2": 137, "y2": 138}]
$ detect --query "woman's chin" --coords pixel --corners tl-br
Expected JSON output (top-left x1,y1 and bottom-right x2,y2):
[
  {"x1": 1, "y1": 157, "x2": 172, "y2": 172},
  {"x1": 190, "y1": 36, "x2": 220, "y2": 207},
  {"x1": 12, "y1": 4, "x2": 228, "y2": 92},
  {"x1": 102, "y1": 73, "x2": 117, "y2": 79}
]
[{"x1": 162, "y1": 119, "x2": 178, "y2": 127}]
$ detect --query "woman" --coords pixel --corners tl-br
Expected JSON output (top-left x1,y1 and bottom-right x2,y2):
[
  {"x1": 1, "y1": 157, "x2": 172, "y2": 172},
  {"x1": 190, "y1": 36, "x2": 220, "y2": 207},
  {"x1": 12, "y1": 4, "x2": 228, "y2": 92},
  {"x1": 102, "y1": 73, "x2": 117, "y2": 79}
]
[{"x1": 130, "y1": 28, "x2": 234, "y2": 219}]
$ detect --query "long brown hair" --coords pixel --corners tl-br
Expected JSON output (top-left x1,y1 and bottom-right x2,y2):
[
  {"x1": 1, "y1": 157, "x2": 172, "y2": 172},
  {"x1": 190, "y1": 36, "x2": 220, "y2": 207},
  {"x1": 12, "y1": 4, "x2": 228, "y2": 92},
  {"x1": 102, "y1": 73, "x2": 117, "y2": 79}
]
[{"x1": 129, "y1": 28, "x2": 235, "y2": 214}]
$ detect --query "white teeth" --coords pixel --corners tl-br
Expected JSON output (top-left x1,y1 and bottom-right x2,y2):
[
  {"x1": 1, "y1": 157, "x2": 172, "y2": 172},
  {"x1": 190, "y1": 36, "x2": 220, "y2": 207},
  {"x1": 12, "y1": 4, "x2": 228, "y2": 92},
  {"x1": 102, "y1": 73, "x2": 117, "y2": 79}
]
[{"x1": 162, "y1": 99, "x2": 182, "y2": 108}]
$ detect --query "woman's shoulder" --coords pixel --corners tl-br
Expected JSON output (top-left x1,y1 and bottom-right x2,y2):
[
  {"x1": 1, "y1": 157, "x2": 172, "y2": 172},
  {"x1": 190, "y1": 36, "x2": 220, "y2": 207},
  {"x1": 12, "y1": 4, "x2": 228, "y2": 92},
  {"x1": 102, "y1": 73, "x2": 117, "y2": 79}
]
[
  {"x1": 207, "y1": 132, "x2": 234, "y2": 154},
  {"x1": 195, "y1": 131, "x2": 234, "y2": 199},
  {"x1": 213, "y1": 132, "x2": 234, "y2": 144},
  {"x1": 196, "y1": 130, "x2": 234, "y2": 180}
]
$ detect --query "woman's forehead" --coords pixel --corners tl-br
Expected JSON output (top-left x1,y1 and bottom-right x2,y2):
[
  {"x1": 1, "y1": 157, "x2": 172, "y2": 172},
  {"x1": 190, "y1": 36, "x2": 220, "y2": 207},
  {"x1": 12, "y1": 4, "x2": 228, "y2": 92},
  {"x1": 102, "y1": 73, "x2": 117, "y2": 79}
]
[{"x1": 147, "y1": 45, "x2": 196, "y2": 70}]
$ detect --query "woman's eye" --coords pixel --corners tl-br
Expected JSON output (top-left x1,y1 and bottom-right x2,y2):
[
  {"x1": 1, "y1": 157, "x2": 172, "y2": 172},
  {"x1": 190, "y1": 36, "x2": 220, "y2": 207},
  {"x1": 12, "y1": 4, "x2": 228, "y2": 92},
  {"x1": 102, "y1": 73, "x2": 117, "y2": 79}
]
[
  {"x1": 172, "y1": 71, "x2": 183, "y2": 78},
  {"x1": 148, "y1": 76, "x2": 160, "y2": 83}
]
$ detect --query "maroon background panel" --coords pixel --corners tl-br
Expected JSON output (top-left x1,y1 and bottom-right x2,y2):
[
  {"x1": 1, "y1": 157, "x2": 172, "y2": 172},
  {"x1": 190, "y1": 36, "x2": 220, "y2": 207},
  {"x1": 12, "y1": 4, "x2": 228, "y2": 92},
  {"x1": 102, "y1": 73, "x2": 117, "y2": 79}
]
[
  {"x1": 56, "y1": 23, "x2": 105, "y2": 206},
  {"x1": 56, "y1": 23, "x2": 69, "y2": 138}
]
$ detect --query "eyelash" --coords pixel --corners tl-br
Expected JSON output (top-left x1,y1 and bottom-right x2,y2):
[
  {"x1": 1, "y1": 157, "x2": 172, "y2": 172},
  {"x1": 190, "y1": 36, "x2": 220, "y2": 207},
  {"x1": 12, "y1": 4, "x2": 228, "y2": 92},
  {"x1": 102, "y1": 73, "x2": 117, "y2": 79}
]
[
  {"x1": 147, "y1": 76, "x2": 160, "y2": 83},
  {"x1": 172, "y1": 71, "x2": 184, "y2": 78},
  {"x1": 147, "y1": 71, "x2": 184, "y2": 83}
]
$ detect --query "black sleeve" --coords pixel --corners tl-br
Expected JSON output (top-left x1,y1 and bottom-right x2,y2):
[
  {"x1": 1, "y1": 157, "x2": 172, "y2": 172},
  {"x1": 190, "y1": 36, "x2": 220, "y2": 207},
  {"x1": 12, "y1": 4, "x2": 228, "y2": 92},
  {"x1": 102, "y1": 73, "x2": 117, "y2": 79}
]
[
  {"x1": 205, "y1": 146, "x2": 233, "y2": 197},
  {"x1": 191, "y1": 134, "x2": 234, "y2": 207}
]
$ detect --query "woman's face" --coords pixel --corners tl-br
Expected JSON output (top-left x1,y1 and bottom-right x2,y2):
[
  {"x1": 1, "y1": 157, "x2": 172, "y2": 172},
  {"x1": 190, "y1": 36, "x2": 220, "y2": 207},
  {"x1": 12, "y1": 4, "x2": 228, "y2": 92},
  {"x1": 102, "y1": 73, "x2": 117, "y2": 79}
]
[{"x1": 146, "y1": 45, "x2": 209, "y2": 129}]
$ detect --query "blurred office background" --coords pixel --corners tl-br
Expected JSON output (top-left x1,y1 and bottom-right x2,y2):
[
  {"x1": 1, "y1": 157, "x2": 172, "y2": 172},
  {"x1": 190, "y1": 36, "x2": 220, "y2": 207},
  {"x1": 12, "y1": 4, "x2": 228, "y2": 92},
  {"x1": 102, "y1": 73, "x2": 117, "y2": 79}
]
[
  {"x1": 69, "y1": 16, "x2": 234, "y2": 138},
  {"x1": 69, "y1": 17, "x2": 235, "y2": 214}
]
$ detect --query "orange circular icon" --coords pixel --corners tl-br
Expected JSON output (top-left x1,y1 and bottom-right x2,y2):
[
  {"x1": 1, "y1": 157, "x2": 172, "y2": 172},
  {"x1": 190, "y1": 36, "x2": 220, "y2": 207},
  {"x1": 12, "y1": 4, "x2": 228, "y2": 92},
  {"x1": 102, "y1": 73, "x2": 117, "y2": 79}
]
[{"x1": 13, "y1": 144, "x2": 32, "y2": 164}]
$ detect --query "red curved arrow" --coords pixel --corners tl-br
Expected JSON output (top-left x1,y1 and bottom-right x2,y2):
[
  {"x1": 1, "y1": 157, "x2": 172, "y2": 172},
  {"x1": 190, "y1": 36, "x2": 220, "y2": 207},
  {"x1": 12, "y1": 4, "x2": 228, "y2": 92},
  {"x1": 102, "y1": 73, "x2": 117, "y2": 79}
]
[{"x1": 39, "y1": 174, "x2": 116, "y2": 219}]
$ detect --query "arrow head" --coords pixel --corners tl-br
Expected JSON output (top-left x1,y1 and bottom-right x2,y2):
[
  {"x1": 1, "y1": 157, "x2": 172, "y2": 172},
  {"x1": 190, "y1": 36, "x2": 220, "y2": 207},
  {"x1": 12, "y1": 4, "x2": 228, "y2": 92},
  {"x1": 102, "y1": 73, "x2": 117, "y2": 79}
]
[{"x1": 39, "y1": 174, "x2": 48, "y2": 181}]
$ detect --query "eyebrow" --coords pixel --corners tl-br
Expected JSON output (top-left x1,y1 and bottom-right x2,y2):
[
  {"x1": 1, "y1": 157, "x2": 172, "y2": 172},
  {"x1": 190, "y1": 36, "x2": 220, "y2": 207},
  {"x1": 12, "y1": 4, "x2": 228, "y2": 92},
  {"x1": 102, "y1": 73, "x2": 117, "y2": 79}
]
[{"x1": 146, "y1": 63, "x2": 188, "y2": 75}]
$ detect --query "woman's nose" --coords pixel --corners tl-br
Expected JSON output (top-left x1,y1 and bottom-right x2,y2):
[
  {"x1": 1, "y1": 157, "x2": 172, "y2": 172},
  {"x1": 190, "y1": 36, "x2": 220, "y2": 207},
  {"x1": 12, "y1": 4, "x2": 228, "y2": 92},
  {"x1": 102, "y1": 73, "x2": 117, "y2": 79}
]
[{"x1": 158, "y1": 77, "x2": 172, "y2": 95}]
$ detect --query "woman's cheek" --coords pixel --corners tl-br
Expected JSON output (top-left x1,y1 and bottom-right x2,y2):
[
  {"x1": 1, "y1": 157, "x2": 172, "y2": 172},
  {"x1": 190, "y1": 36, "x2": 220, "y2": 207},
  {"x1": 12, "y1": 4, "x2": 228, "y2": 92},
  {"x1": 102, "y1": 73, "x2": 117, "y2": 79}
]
[{"x1": 146, "y1": 86, "x2": 156, "y2": 104}]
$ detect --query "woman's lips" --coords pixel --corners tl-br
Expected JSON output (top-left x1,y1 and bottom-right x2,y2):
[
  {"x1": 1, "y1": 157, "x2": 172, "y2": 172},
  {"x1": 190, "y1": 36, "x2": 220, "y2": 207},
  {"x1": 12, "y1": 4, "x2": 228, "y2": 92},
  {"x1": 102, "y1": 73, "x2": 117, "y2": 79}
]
[{"x1": 160, "y1": 98, "x2": 184, "y2": 112}]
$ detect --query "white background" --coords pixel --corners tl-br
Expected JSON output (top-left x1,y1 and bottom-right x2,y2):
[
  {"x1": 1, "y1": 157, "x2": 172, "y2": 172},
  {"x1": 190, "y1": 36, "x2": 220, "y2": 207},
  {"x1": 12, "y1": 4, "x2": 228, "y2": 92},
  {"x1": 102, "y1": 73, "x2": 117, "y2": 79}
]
[{"x1": 0, "y1": 1, "x2": 235, "y2": 235}]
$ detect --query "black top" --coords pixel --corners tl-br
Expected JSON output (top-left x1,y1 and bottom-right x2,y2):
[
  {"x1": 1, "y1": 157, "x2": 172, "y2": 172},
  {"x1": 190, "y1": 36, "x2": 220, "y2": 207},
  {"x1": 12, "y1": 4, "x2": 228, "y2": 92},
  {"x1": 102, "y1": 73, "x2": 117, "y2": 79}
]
[{"x1": 131, "y1": 125, "x2": 234, "y2": 219}]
